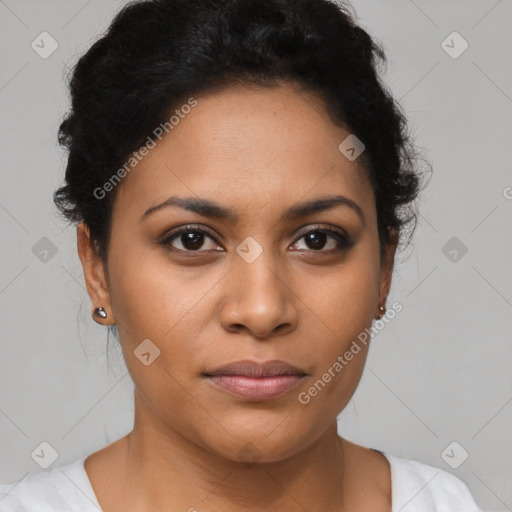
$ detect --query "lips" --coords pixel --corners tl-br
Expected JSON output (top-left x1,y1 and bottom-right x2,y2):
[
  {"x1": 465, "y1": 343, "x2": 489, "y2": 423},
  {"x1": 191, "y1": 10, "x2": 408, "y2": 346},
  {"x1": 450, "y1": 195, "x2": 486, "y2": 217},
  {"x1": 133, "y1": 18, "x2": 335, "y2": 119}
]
[
  {"x1": 203, "y1": 359, "x2": 307, "y2": 378},
  {"x1": 202, "y1": 360, "x2": 308, "y2": 401}
]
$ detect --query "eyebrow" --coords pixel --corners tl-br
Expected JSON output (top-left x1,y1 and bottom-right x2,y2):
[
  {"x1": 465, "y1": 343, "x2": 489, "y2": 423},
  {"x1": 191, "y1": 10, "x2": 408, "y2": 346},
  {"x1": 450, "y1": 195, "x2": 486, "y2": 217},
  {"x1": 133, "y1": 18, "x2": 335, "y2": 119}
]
[{"x1": 141, "y1": 194, "x2": 365, "y2": 225}]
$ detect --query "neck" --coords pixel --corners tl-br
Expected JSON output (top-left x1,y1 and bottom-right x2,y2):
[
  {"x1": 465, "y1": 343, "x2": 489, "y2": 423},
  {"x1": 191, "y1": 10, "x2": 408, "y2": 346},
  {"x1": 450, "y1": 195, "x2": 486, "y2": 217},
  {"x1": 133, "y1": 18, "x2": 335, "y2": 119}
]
[{"x1": 114, "y1": 390, "x2": 351, "y2": 512}]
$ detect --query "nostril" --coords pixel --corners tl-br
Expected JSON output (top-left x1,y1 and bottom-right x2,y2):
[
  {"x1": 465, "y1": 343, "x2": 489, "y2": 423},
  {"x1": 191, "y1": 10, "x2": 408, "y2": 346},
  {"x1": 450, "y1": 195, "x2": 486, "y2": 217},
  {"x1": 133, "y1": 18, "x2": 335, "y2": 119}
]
[{"x1": 273, "y1": 323, "x2": 290, "y2": 334}]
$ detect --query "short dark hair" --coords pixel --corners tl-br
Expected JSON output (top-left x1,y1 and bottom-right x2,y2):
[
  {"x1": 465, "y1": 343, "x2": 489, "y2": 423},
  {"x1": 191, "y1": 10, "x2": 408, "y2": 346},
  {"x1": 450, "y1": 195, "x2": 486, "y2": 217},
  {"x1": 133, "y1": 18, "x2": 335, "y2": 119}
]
[{"x1": 54, "y1": 0, "x2": 430, "y2": 263}]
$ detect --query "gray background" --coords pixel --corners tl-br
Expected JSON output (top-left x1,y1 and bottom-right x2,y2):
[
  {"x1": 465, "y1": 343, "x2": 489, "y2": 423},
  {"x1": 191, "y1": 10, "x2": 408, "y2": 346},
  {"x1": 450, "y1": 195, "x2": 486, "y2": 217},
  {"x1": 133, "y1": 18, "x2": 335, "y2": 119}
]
[{"x1": 1, "y1": 0, "x2": 511, "y2": 510}]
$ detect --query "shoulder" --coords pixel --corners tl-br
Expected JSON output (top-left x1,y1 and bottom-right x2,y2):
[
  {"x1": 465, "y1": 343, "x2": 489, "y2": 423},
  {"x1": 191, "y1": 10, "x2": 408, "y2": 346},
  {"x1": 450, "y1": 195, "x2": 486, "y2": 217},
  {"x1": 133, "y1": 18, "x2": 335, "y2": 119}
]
[
  {"x1": 0, "y1": 458, "x2": 98, "y2": 512},
  {"x1": 382, "y1": 451, "x2": 483, "y2": 512}
]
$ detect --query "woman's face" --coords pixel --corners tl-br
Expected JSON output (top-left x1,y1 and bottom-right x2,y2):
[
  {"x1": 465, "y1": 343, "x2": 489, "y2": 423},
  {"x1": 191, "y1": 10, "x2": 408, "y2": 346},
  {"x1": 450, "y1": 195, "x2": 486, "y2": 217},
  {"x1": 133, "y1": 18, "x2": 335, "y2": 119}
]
[{"x1": 78, "y1": 83, "x2": 397, "y2": 462}]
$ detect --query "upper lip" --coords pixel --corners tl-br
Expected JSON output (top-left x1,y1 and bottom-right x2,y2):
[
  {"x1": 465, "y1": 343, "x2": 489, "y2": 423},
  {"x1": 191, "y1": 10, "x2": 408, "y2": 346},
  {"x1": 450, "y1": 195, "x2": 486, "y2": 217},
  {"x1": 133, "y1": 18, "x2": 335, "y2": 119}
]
[{"x1": 203, "y1": 359, "x2": 308, "y2": 378}]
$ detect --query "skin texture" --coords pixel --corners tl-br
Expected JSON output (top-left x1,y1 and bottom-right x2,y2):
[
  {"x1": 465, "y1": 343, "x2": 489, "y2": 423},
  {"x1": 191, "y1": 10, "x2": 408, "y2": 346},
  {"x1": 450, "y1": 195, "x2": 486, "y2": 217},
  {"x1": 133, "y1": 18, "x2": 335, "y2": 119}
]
[{"x1": 77, "y1": 82, "x2": 398, "y2": 511}]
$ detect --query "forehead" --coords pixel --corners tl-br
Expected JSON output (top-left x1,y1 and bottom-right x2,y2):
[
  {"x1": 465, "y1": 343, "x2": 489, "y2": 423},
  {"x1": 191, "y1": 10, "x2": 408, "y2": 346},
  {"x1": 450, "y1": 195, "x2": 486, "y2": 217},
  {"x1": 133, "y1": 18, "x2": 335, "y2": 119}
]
[{"x1": 112, "y1": 84, "x2": 375, "y2": 225}]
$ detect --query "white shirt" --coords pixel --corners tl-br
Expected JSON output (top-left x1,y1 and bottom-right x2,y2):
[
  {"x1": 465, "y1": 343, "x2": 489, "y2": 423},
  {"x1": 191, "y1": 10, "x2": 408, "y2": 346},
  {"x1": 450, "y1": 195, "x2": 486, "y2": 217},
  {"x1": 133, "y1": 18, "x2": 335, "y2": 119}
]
[{"x1": 0, "y1": 450, "x2": 484, "y2": 511}]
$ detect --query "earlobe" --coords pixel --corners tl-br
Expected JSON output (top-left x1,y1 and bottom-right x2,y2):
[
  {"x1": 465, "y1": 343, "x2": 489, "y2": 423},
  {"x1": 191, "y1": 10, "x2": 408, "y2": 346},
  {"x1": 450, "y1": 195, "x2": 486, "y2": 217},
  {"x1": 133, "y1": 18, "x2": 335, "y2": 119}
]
[
  {"x1": 76, "y1": 222, "x2": 114, "y2": 325},
  {"x1": 375, "y1": 304, "x2": 386, "y2": 320}
]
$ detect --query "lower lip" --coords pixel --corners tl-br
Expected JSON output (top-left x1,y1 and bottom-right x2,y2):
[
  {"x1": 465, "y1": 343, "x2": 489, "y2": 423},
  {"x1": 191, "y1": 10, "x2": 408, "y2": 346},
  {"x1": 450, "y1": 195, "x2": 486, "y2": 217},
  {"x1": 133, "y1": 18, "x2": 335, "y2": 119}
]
[{"x1": 206, "y1": 374, "x2": 305, "y2": 400}]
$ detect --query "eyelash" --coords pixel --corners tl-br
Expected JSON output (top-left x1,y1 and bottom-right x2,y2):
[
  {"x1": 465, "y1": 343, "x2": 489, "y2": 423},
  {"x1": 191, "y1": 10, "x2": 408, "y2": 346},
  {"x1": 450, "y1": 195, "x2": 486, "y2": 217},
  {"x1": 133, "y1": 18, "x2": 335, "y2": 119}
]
[{"x1": 159, "y1": 224, "x2": 353, "y2": 254}]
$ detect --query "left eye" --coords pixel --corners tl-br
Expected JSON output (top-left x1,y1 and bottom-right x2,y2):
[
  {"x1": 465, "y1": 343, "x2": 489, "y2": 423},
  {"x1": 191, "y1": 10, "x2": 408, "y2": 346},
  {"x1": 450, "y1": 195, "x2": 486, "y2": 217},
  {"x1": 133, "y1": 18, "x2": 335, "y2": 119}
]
[{"x1": 291, "y1": 228, "x2": 351, "y2": 252}]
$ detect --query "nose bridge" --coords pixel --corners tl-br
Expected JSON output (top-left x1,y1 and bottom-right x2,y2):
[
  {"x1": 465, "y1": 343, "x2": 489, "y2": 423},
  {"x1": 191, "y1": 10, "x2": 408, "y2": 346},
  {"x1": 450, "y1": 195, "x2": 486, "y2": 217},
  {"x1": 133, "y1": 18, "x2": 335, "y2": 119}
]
[{"x1": 234, "y1": 239, "x2": 287, "y2": 306}]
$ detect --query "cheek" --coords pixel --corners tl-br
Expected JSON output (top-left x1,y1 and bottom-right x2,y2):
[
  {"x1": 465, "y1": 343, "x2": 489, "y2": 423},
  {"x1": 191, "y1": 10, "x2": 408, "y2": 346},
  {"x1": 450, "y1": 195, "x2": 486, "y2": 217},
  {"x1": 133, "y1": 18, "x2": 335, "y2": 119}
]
[
  {"x1": 106, "y1": 245, "x2": 221, "y2": 386},
  {"x1": 107, "y1": 258, "x2": 209, "y2": 427},
  {"x1": 296, "y1": 282, "x2": 375, "y2": 422},
  {"x1": 295, "y1": 348, "x2": 368, "y2": 439},
  {"x1": 298, "y1": 252, "x2": 380, "y2": 335},
  {"x1": 292, "y1": 249, "x2": 379, "y2": 411},
  {"x1": 107, "y1": 242, "x2": 206, "y2": 341}
]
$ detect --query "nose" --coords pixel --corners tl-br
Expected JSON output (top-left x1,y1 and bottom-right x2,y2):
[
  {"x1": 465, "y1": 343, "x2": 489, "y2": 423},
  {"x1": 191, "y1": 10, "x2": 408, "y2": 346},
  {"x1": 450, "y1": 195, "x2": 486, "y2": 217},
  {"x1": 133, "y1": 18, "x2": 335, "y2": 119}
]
[{"x1": 219, "y1": 249, "x2": 299, "y2": 340}]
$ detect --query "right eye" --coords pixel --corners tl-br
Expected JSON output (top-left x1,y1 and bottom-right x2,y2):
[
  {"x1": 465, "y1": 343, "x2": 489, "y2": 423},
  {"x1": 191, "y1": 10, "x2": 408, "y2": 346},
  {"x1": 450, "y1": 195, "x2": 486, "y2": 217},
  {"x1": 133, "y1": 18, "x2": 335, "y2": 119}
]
[{"x1": 159, "y1": 225, "x2": 223, "y2": 253}]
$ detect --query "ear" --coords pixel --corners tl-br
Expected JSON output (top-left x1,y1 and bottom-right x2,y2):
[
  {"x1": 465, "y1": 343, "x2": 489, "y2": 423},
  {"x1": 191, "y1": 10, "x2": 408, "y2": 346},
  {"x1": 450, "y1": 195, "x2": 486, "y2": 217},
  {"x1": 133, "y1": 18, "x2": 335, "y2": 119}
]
[
  {"x1": 376, "y1": 228, "x2": 399, "y2": 316},
  {"x1": 76, "y1": 222, "x2": 113, "y2": 324}
]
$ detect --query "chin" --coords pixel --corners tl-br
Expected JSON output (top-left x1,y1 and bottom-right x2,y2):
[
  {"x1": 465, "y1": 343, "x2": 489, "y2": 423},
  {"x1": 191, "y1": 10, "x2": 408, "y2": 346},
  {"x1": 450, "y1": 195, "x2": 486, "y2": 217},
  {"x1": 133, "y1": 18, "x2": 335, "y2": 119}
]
[{"x1": 203, "y1": 429, "x2": 311, "y2": 465}]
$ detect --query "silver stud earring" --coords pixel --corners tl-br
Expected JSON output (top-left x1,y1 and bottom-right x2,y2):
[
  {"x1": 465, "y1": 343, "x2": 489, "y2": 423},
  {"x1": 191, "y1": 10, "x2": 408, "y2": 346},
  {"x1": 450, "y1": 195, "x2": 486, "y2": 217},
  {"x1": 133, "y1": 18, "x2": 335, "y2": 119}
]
[{"x1": 94, "y1": 307, "x2": 108, "y2": 319}]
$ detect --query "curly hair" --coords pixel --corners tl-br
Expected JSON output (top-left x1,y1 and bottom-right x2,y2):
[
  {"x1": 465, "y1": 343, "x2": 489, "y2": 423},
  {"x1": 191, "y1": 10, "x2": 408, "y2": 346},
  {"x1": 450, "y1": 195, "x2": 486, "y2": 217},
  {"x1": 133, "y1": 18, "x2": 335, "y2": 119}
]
[{"x1": 54, "y1": 0, "x2": 430, "y2": 264}]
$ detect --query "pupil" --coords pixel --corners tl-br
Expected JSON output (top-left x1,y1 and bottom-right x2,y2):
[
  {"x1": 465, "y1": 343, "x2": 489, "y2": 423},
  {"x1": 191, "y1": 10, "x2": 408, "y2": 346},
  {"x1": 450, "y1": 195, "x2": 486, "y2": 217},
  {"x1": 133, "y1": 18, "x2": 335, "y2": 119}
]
[
  {"x1": 306, "y1": 232, "x2": 326, "y2": 250},
  {"x1": 182, "y1": 231, "x2": 203, "y2": 250}
]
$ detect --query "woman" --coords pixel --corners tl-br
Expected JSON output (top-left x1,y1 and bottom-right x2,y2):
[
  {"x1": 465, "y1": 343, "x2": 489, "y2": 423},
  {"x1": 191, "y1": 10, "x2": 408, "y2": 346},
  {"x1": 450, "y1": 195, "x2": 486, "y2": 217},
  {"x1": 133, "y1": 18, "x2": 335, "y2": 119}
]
[{"x1": 0, "y1": 0, "x2": 483, "y2": 510}]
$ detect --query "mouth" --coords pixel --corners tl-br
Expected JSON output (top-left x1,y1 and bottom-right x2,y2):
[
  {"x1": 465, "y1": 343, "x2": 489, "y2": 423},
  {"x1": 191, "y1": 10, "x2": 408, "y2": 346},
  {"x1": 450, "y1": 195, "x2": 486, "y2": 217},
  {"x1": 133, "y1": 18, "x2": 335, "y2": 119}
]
[{"x1": 202, "y1": 359, "x2": 308, "y2": 401}]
